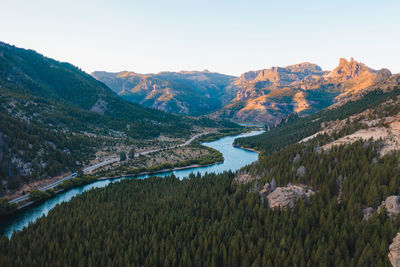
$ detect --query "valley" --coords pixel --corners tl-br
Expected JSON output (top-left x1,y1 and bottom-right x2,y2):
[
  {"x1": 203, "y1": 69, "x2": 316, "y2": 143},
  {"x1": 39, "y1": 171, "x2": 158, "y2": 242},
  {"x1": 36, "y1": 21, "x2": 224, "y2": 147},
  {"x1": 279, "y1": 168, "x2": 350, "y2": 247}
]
[
  {"x1": 3, "y1": 1, "x2": 400, "y2": 266},
  {"x1": 0, "y1": 41, "x2": 242, "y2": 199},
  {"x1": 0, "y1": 130, "x2": 262, "y2": 238},
  {"x1": 2, "y1": 42, "x2": 400, "y2": 266}
]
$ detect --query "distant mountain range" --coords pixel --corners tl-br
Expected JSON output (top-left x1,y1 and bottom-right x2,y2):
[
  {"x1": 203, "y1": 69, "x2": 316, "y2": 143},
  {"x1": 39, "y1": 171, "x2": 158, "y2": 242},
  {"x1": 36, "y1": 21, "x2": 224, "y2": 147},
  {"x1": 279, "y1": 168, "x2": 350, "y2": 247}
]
[
  {"x1": 92, "y1": 70, "x2": 236, "y2": 116},
  {"x1": 94, "y1": 58, "x2": 392, "y2": 126}
]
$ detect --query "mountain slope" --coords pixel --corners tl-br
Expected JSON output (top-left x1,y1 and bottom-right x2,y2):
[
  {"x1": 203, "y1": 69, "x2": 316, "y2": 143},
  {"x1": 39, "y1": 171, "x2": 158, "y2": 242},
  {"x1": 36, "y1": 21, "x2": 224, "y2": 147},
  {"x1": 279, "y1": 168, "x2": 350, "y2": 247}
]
[
  {"x1": 92, "y1": 70, "x2": 236, "y2": 116},
  {"x1": 212, "y1": 58, "x2": 391, "y2": 126},
  {"x1": 234, "y1": 73, "x2": 400, "y2": 154},
  {"x1": 3, "y1": 78, "x2": 400, "y2": 265},
  {"x1": 0, "y1": 41, "x2": 236, "y2": 193},
  {"x1": 0, "y1": 41, "x2": 196, "y2": 136},
  {"x1": 96, "y1": 58, "x2": 392, "y2": 126}
]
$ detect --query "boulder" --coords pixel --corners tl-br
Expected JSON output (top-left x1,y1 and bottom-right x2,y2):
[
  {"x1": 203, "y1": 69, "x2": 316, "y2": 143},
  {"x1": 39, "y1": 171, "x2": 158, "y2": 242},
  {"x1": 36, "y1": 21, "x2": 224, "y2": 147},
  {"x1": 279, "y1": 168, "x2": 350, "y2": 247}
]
[
  {"x1": 267, "y1": 184, "x2": 314, "y2": 209},
  {"x1": 389, "y1": 233, "x2": 400, "y2": 267},
  {"x1": 378, "y1": 196, "x2": 400, "y2": 218},
  {"x1": 259, "y1": 179, "x2": 277, "y2": 200},
  {"x1": 296, "y1": 166, "x2": 306, "y2": 177},
  {"x1": 263, "y1": 178, "x2": 277, "y2": 191}
]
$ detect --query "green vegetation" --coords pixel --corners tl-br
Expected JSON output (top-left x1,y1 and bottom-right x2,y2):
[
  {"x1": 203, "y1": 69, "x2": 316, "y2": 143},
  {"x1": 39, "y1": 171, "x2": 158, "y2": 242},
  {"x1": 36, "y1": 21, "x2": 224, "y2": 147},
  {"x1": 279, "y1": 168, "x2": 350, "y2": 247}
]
[
  {"x1": 97, "y1": 146, "x2": 223, "y2": 177},
  {"x1": 2, "y1": 43, "x2": 400, "y2": 266},
  {"x1": 2, "y1": 86, "x2": 400, "y2": 266},
  {"x1": 119, "y1": 152, "x2": 127, "y2": 161},
  {"x1": 0, "y1": 199, "x2": 17, "y2": 218},
  {"x1": 0, "y1": 108, "x2": 101, "y2": 190},
  {"x1": 57, "y1": 176, "x2": 98, "y2": 191},
  {"x1": 1, "y1": 139, "x2": 400, "y2": 266},
  {"x1": 28, "y1": 190, "x2": 55, "y2": 202},
  {"x1": 234, "y1": 88, "x2": 400, "y2": 153},
  {"x1": 0, "y1": 41, "x2": 241, "y2": 191},
  {"x1": 196, "y1": 128, "x2": 249, "y2": 143}
]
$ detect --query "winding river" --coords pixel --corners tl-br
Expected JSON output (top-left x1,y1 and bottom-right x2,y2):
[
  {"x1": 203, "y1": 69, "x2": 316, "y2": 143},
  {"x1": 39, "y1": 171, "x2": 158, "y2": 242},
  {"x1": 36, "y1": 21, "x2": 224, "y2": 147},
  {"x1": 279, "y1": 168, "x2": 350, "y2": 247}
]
[{"x1": 0, "y1": 130, "x2": 263, "y2": 238}]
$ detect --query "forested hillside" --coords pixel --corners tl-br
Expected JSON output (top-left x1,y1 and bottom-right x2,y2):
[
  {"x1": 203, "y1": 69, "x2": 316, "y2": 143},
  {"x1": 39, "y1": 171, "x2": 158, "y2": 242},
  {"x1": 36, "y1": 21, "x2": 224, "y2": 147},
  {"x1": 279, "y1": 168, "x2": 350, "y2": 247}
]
[
  {"x1": 2, "y1": 81, "x2": 400, "y2": 266},
  {"x1": 1, "y1": 139, "x2": 399, "y2": 266},
  {"x1": 234, "y1": 87, "x2": 400, "y2": 153},
  {"x1": 0, "y1": 41, "x2": 200, "y2": 137},
  {"x1": 0, "y1": 41, "x2": 239, "y2": 193}
]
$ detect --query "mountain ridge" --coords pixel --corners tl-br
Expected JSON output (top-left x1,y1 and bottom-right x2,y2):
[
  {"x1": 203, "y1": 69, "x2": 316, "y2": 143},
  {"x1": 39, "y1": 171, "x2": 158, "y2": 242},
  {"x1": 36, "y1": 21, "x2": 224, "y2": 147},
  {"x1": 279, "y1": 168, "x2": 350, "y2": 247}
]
[
  {"x1": 92, "y1": 70, "x2": 236, "y2": 116},
  {"x1": 94, "y1": 58, "x2": 393, "y2": 126}
]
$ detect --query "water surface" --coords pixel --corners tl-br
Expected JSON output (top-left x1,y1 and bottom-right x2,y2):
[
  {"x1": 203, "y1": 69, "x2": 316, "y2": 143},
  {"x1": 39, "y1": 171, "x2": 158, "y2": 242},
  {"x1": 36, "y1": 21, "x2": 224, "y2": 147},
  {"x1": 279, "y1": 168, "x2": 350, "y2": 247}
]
[{"x1": 0, "y1": 130, "x2": 263, "y2": 238}]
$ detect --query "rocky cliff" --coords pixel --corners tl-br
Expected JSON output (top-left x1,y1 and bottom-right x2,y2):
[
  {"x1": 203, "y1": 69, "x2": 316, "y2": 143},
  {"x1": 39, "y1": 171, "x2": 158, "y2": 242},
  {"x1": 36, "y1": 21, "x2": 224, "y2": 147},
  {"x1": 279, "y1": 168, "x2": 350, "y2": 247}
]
[
  {"x1": 94, "y1": 58, "x2": 394, "y2": 126},
  {"x1": 211, "y1": 58, "x2": 392, "y2": 126}
]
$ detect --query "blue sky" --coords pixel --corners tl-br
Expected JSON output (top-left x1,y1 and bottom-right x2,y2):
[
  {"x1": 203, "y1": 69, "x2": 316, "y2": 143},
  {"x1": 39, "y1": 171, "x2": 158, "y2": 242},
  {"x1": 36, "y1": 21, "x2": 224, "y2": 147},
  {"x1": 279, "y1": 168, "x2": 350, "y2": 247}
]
[{"x1": 1, "y1": 0, "x2": 399, "y2": 75}]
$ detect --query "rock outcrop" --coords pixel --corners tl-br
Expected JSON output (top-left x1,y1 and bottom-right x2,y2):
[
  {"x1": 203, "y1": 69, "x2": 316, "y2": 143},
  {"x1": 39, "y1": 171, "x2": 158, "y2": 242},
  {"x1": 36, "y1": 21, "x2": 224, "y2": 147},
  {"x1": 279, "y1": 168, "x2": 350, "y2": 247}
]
[
  {"x1": 235, "y1": 173, "x2": 258, "y2": 184},
  {"x1": 259, "y1": 178, "x2": 277, "y2": 198},
  {"x1": 325, "y1": 57, "x2": 375, "y2": 81},
  {"x1": 267, "y1": 184, "x2": 314, "y2": 209},
  {"x1": 90, "y1": 98, "x2": 108, "y2": 114},
  {"x1": 389, "y1": 233, "x2": 400, "y2": 267},
  {"x1": 95, "y1": 58, "x2": 394, "y2": 125},
  {"x1": 234, "y1": 62, "x2": 324, "y2": 87},
  {"x1": 362, "y1": 207, "x2": 374, "y2": 220},
  {"x1": 292, "y1": 154, "x2": 301, "y2": 163},
  {"x1": 296, "y1": 166, "x2": 306, "y2": 177},
  {"x1": 378, "y1": 195, "x2": 400, "y2": 218},
  {"x1": 211, "y1": 57, "x2": 393, "y2": 125}
]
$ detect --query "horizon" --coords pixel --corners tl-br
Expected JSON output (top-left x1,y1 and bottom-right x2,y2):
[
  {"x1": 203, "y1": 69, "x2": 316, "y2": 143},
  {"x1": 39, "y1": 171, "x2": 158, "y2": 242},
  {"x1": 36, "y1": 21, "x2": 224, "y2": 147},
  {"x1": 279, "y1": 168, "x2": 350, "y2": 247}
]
[{"x1": 1, "y1": 0, "x2": 399, "y2": 76}]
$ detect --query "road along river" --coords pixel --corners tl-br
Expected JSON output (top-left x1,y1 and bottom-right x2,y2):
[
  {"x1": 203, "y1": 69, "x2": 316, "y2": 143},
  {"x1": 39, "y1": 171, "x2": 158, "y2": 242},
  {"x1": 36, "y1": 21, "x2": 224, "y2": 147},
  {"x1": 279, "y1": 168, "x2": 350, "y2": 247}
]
[{"x1": 0, "y1": 130, "x2": 264, "y2": 238}]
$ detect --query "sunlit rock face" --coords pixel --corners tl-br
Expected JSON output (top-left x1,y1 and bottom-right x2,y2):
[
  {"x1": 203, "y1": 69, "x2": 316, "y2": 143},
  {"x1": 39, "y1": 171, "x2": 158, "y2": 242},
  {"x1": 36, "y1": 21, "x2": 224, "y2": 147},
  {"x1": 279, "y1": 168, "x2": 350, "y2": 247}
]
[
  {"x1": 94, "y1": 58, "x2": 395, "y2": 126},
  {"x1": 389, "y1": 233, "x2": 400, "y2": 267},
  {"x1": 267, "y1": 184, "x2": 314, "y2": 209},
  {"x1": 378, "y1": 195, "x2": 400, "y2": 218},
  {"x1": 210, "y1": 58, "x2": 392, "y2": 126}
]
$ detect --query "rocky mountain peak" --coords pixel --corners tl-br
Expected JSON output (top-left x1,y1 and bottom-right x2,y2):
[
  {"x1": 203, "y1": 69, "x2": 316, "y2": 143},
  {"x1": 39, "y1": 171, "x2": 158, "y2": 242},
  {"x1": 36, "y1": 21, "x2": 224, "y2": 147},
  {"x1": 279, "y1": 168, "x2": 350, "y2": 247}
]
[
  {"x1": 375, "y1": 68, "x2": 392, "y2": 81},
  {"x1": 236, "y1": 62, "x2": 324, "y2": 85},
  {"x1": 326, "y1": 57, "x2": 376, "y2": 80}
]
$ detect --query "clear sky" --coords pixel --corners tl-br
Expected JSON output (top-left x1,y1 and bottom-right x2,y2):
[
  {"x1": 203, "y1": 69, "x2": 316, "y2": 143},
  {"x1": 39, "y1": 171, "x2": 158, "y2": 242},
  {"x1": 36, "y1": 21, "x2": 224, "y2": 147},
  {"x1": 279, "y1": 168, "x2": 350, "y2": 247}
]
[{"x1": 1, "y1": 0, "x2": 399, "y2": 76}]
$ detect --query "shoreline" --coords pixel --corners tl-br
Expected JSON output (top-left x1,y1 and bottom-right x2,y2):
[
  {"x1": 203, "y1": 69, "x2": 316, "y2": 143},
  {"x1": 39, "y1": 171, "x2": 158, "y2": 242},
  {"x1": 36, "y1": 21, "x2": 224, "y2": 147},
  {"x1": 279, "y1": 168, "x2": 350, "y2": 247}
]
[
  {"x1": 4, "y1": 131, "x2": 213, "y2": 203},
  {"x1": 232, "y1": 144, "x2": 260, "y2": 153},
  {"x1": 11, "y1": 161, "x2": 225, "y2": 212},
  {"x1": 1, "y1": 130, "x2": 264, "y2": 236},
  {"x1": 4, "y1": 130, "x2": 263, "y2": 218},
  {"x1": 97, "y1": 161, "x2": 224, "y2": 181}
]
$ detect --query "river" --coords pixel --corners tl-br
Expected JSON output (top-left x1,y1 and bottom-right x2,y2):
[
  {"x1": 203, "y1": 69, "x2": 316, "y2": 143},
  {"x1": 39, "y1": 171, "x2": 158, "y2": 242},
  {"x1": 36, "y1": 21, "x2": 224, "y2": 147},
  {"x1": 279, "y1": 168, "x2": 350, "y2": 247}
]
[{"x1": 0, "y1": 130, "x2": 263, "y2": 238}]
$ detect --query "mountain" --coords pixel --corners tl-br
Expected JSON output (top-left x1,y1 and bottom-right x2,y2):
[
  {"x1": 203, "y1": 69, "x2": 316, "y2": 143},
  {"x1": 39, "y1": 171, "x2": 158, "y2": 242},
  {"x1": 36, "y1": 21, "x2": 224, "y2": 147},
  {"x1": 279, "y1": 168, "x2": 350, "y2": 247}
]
[
  {"x1": 95, "y1": 59, "x2": 392, "y2": 126},
  {"x1": 234, "y1": 72, "x2": 400, "y2": 154},
  {"x1": 3, "y1": 73, "x2": 400, "y2": 266},
  {"x1": 211, "y1": 58, "x2": 391, "y2": 126},
  {"x1": 0, "y1": 41, "x2": 235, "y2": 192},
  {"x1": 326, "y1": 57, "x2": 392, "y2": 98},
  {"x1": 92, "y1": 70, "x2": 236, "y2": 116}
]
